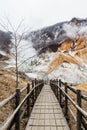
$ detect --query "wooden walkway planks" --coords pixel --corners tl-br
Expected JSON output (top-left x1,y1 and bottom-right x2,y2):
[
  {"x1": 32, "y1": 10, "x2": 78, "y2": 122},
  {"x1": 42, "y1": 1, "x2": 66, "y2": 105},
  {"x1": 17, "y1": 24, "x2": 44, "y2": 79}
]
[{"x1": 26, "y1": 85, "x2": 70, "y2": 130}]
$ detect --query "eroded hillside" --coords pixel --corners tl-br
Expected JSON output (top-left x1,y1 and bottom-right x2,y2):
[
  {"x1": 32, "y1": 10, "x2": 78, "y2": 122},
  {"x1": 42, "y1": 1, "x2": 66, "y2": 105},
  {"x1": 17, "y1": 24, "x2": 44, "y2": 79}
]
[
  {"x1": 1, "y1": 17, "x2": 87, "y2": 95},
  {"x1": 0, "y1": 68, "x2": 28, "y2": 101}
]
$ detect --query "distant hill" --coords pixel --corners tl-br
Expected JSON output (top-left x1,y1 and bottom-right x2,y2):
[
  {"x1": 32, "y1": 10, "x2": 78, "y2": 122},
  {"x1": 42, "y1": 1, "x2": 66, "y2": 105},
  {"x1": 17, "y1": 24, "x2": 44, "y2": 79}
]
[
  {"x1": 0, "y1": 30, "x2": 12, "y2": 53},
  {"x1": 1, "y1": 17, "x2": 87, "y2": 85},
  {"x1": 26, "y1": 17, "x2": 87, "y2": 53},
  {"x1": 1, "y1": 17, "x2": 87, "y2": 55}
]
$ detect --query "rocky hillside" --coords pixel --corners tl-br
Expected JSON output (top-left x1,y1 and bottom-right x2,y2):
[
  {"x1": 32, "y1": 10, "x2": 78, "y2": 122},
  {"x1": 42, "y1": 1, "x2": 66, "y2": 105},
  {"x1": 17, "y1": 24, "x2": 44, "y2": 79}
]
[
  {"x1": 23, "y1": 18, "x2": 87, "y2": 89},
  {"x1": 0, "y1": 18, "x2": 87, "y2": 130},
  {"x1": 0, "y1": 30, "x2": 12, "y2": 53},
  {"x1": 1, "y1": 17, "x2": 87, "y2": 90},
  {"x1": 26, "y1": 17, "x2": 87, "y2": 53}
]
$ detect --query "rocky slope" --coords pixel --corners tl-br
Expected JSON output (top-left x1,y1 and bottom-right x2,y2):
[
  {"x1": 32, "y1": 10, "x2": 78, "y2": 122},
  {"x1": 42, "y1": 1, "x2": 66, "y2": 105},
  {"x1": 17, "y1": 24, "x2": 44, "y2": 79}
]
[
  {"x1": 0, "y1": 18, "x2": 87, "y2": 130},
  {"x1": 0, "y1": 30, "x2": 12, "y2": 53},
  {"x1": 26, "y1": 17, "x2": 87, "y2": 53},
  {"x1": 1, "y1": 17, "x2": 87, "y2": 89}
]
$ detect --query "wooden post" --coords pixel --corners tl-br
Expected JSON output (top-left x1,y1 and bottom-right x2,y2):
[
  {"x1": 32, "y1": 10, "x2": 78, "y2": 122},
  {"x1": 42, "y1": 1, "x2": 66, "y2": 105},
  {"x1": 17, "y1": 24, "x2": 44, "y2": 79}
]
[
  {"x1": 54, "y1": 81, "x2": 56, "y2": 97},
  {"x1": 27, "y1": 83, "x2": 30, "y2": 117},
  {"x1": 65, "y1": 83, "x2": 68, "y2": 118},
  {"x1": 54, "y1": 80, "x2": 55, "y2": 95},
  {"x1": 35, "y1": 78, "x2": 37, "y2": 86},
  {"x1": 39, "y1": 80, "x2": 41, "y2": 93},
  {"x1": 32, "y1": 80, "x2": 34, "y2": 106},
  {"x1": 57, "y1": 80, "x2": 60, "y2": 101},
  {"x1": 51, "y1": 80, "x2": 52, "y2": 90},
  {"x1": 53, "y1": 81, "x2": 55, "y2": 94},
  {"x1": 56, "y1": 84, "x2": 57, "y2": 97},
  {"x1": 34, "y1": 79, "x2": 36, "y2": 101},
  {"x1": 38, "y1": 81, "x2": 40, "y2": 94},
  {"x1": 41, "y1": 80, "x2": 44, "y2": 89},
  {"x1": 56, "y1": 80, "x2": 58, "y2": 100},
  {"x1": 54, "y1": 81, "x2": 57, "y2": 97},
  {"x1": 15, "y1": 88, "x2": 20, "y2": 130},
  {"x1": 77, "y1": 90, "x2": 82, "y2": 130},
  {"x1": 56, "y1": 80, "x2": 58, "y2": 98},
  {"x1": 37, "y1": 81, "x2": 40, "y2": 96},
  {"x1": 59, "y1": 79, "x2": 62, "y2": 105},
  {"x1": 40, "y1": 83, "x2": 42, "y2": 92}
]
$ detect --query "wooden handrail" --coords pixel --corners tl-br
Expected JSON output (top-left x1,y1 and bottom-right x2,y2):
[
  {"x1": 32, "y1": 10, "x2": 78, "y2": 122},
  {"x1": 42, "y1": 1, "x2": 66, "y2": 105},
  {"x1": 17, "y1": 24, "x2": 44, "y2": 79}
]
[
  {"x1": 0, "y1": 93, "x2": 16, "y2": 109},
  {"x1": 50, "y1": 82, "x2": 87, "y2": 119},
  {"x1": 50, "y1": 80, "x2": 87, "y2": 130},
  {"x1": 0, "y1": 81, "x2": 44, "y2": 130},
  {"x1": 60, "y1": 81, "x2": 87, "y2": 101},
  {"x1": 0, "y1": 84, "x2": 32, "y2": 109}
]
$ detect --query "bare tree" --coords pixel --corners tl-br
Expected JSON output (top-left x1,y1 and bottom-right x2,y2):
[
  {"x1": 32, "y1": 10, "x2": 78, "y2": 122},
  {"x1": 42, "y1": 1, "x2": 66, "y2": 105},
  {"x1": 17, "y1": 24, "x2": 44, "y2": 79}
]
[{"x1": 0, "y1": 18, "x2": 36, "y2": 88}]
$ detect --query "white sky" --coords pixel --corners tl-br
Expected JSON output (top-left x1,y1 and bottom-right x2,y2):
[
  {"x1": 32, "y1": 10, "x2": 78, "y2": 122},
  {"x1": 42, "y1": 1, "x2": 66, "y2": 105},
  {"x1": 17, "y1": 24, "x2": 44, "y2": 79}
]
[{"x1": 0, "y1": 0, "x2": 87, "y2": 31}]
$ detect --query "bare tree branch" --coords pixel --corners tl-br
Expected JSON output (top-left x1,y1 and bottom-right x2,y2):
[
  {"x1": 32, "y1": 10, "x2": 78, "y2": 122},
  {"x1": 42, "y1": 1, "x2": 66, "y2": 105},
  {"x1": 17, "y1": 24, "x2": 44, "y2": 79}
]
[
  {"x1": 18, "y1": 54, "x2": 37, "y2": 68},
  {"x1": 17, "y1": 32, "x2": 25, "y2": 47},
  {"x1": 6, "y1": 17, "x2": 15, "y2": 32},
  {"x1": 0, "y1": 17, "x2": 35, "y2": 88},
  {"x1": 15, "y1": 19, "x2": 24, "y2": 33},
  {"x1": 0, "y1": 21, "x2": 9, "y2": 31}
]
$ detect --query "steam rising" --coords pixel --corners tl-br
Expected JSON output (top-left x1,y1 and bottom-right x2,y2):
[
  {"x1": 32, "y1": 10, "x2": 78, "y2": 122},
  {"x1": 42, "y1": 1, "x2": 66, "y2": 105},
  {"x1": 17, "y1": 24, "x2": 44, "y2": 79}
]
[{"x1": 63, "y1": 23, "x2": 87, "y2": 39}]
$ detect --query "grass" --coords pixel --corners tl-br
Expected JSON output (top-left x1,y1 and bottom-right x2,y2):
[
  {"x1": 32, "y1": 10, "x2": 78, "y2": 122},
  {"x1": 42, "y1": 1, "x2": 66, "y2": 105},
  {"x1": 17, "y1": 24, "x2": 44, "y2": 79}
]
[{"x1": 0, "y1": 67, "x2": 29, "y2": 124}]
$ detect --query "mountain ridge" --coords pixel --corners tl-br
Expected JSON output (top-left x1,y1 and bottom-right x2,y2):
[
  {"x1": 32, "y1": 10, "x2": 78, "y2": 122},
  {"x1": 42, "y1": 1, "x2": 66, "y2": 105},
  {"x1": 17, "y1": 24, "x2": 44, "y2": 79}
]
[{"x1": 25, "y1": 17, "x2": 87, "y2": 53}]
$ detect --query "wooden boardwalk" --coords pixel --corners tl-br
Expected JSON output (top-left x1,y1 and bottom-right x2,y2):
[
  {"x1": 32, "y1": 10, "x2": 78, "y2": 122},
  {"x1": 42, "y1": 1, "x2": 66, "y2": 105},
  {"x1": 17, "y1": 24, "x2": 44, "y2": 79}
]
[{"x1": 26, "y1": 85, "x2": 70, "y2": 130}]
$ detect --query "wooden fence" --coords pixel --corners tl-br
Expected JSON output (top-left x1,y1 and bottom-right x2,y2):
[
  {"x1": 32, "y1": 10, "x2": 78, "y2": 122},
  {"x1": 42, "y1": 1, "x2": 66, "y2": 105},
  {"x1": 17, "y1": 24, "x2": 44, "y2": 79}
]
[
  {"x1": 50, "y1": 79, "x2": 87, "y2": 130},
  {"x1": 0, "y1": 79, "x2": 44, "y2": 130}
]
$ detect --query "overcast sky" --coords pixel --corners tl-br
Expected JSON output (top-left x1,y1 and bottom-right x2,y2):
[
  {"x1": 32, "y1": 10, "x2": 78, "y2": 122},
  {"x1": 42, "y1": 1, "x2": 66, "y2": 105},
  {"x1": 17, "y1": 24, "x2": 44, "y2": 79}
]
[{"x1": 0, "y1": 0, "x2": 87, "y2": 31}]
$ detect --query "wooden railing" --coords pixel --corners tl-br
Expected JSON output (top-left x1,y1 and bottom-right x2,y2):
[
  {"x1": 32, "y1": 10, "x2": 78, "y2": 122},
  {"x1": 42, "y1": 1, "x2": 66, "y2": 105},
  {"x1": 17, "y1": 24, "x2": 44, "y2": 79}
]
[
  {"x1": 0, "y1": 79, "x2": 44, "y2": 130},
  {"x1": 50, "y1": 79, "x2": 87, "y2": 130}
]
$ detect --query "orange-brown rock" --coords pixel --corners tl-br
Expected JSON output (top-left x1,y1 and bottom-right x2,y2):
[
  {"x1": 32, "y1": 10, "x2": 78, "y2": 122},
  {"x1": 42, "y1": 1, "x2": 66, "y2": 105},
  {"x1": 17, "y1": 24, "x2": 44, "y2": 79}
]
[
  {"x1": 75, "y1": 48, "x2": 87, "y2": 62},
  {"x1": 48, "y1": 53, "x2": 82, "y2": 73},
  {"x1": 59, "y1": 37, "x2": 87, "y2": 52},
  {"x1": 74, "y1": 38, "x2": 86, "y2": 50},
  {"x1": 59, "y1": 39, "x2": 74, "y2": 51}
]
